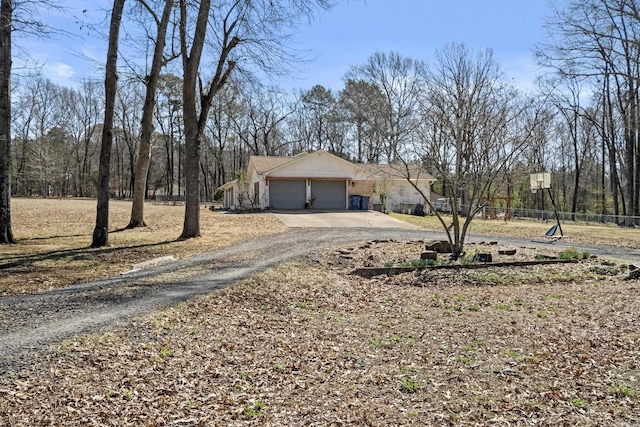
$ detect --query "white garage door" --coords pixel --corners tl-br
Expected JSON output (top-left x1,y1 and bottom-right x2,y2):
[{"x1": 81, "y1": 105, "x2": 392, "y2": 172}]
[
  {"x1": 311, "y1": 180, "x2": 347, "y2": 210},
  {"x1": 269, "y1": 180, "x2": 306, "y2": 209}
]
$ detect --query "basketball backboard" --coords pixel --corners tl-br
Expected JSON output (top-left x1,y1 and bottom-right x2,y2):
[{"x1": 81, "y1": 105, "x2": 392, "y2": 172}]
[{"x1": 530, "y1": 172, "x2": 551, "y2": 193}]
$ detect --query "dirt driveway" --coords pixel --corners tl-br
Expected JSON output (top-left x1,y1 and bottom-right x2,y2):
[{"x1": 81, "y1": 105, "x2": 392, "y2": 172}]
[
  {"x1": 272, "y1": 210, "x2": 420, "y2": 229},
  {"x1": 1, "y1": 224, "x2": 637, "y2": 374},
  {"x1": 0, "y1": 227, "x2": 436, "y2": 373}
]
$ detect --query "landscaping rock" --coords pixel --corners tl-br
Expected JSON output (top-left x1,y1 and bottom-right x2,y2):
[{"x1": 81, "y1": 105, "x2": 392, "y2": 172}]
[
  {"x1": 425, "y1": 240, "x2": 453, "y2": 253},
  {"x1": 625, "y1": 268, "x2": 640, "y2": 281},
  {"x1": 420, "y1": 250, "x2": 438, "y2": 261},
  {"x1": 476, "y1": 253, "x2": 493, "y2": 263}
]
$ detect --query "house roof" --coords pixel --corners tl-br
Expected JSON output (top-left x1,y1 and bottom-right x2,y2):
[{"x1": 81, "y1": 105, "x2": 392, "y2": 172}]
[
  {"x1": 220, "y1": 152, "x2": 436, "y2": 190},
  {"x1": 358, "y1": 163, "x2": 436, "y2": 181},
  {"x1": 219, "y1": 179, "x2": 237, "y2": 190},
  {"x1": 249, "y1": 152, "x2": 309, "y2": 175}
]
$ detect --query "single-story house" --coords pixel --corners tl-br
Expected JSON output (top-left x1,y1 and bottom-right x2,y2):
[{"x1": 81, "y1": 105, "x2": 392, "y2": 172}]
[{"x1": 220, "y1": 150, "x2": 436, "y2": 213}]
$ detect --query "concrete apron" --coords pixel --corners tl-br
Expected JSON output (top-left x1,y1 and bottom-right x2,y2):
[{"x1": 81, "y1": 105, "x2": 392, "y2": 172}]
[{"x1": 272, "y1": 210, "x2": 421, "y2": 229}]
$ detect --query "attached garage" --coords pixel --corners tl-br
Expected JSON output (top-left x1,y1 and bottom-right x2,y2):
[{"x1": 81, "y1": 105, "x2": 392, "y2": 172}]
[
  {"x1": 311, "y1": 179, "x2": 347, "y2": 210},
  {"x1": 220, "y1": 150, "x2": 436, "y2": 212},
  {"x1": 269, "y1": 179, "x2": 306, "y2": 209}
]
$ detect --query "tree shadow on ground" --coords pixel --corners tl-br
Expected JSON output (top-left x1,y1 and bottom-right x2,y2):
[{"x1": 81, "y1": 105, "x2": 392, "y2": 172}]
[{"x1": 0, "y1": 240, "x2": 176, "y2": 271}]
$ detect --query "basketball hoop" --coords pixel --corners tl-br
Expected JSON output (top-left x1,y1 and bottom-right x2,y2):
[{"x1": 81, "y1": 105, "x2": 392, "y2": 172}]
[
  {"x1": 529, "y1": 172, "x2": 564, "y2": 238},
  {"x1": 530, "y1": 172, "x2": 550, "y2": 194}
]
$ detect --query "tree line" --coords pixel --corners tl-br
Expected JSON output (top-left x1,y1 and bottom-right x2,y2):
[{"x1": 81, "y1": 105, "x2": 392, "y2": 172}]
[{"x1": 2, "y1": 0, "x2": 640, "y2": 247}]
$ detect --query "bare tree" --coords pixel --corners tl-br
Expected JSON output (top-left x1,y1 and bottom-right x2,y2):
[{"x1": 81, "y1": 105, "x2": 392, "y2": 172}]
[
  {"x1": 1, "y1": 0, "x2": 65, "y2": 243},
  {"x1": 0, "y1": 0, "x2": 14, "y2": 243},
  {"x1": 128, "y1": 0, "x2": 177, "y2": 228},
  {"x1": 300, "y1": 84, "x2": 335, "y2": 151},
  {"x1": 92, "y1": 0, "x2": 126, "y2": 248},
  {"x1": 154, "y1": 73, "x2": 184, "y2": 198},
  {"x1": 204, "y1": 84, "x2": 242, "y2": 189},
  {"x1": 178, "y1": 0, "x2": 336, "y2": 239},
  {"x1": 347, "y1": 51, "x2": 426, "y2": 162},
  {"x1": 403, "y1": 43, "x2": 543, "y2": 257},
  {"x1": 234, "y1": 84, "x2": 295, "y2": 156},
  {"x1": 113, "y1": 79, "x2": 143, "y2": 198},
  {"x1": 339, "y1": 79, "x2": 387, "y2": 163},
  {"x1": 374, "y1": 174, "x2": 394, "y2": 214},
  {"x1": 63, "y1": 80, "x2": 103, "y2": 197},
  {"x1": 536, "y1": 0, "x2": 640, "y2": 220}
]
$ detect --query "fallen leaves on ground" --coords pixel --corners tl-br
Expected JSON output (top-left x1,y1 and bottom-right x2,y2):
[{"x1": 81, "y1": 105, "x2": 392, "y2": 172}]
[{"x1": 1, "y1": 241, "x2": 638, "y2": 426}]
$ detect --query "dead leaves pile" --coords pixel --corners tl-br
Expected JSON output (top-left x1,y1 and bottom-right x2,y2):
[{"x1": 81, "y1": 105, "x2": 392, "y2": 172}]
[{"x1": 1, "y1": 241, "x2": 639, "y2": 426}]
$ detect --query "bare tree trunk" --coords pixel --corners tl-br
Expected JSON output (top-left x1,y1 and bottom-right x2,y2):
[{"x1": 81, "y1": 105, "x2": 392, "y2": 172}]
[
  {"x1": 128, "y1": 0, "x2": 174, "y2": 228},
  {"x1": 0, "y1": 0, "x2": 14, "y2": 244},
  {"x1": 178, "y1": 0, "x2": 210, "y2": 239},
  {"x1": 92, "y1": 0, "x2": 125, "y2": 247},
  {"x1": 179, "y1": 0, "x2": 237, "y2": 239}
]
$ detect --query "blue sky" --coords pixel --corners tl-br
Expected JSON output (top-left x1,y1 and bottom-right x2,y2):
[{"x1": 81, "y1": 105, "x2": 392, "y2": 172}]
[
  {"x1": 288, "y1": 0, "x2": 559, "y2": 92},
  {"x1": 15, "y1": 0, "x2": 560, "y2": 92}
]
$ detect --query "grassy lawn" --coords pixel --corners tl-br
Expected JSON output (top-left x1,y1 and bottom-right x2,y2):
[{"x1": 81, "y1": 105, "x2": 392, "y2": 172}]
[
  {"x1": 0, "y1": 198, "x2": 287, "y2": 295},
  {"x1": 391, "y1": 212, "x2": 640, "y2": 249}
]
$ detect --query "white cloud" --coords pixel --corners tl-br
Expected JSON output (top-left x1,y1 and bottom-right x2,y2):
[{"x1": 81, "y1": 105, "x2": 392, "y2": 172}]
[{"x1": 43, "y1": 62, "x2": 76, "y2": 79}]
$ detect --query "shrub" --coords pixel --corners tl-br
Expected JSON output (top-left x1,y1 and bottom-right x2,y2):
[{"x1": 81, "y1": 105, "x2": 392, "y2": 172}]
[{"x1": 558, "y1": 247, "x2": 590, "y2": 260}]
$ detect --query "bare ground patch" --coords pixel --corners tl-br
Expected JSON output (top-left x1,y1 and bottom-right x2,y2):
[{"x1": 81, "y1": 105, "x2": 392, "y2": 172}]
[{"x1": 1, "y1": 241, "x2": 638, "y2": 426}]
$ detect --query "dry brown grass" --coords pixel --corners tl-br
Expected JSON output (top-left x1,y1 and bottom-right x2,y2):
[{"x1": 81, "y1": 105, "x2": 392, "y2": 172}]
[
  {"x1": 1, "y1": 255, "x2": 637, "y2": 425},
  {"x1": 391, "y1": 212, "x2": 640, "y2": 249},
  {"x1": 0, "y1": 198, "x2": 287, "y2": 295}
]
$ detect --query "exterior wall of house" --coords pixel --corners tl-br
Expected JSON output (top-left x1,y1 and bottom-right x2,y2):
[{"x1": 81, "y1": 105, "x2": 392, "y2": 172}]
[
  {"x1": 349, "y1": 180, "x2": 374, "y2": 210},
  {"x1": 221, "y1": 152, "x2": 435, "y2": 212},
  {"x1": 246, "y1": 170, "x2": 270, "y2": 210},
  {"x1": 224, "y1": 187, "x2": 235, "y2": 209},
  {"x1": 268, "y1": 151, "x2": 356, "y2": 178},
  {"x1": 373, "y1": 180, "x2": 432, "y2": 214}
]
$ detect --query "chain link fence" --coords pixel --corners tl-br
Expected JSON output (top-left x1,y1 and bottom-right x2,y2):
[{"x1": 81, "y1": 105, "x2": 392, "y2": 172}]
[{"x1": 466, "y1": 205, "x2": 640, "y2": 226}]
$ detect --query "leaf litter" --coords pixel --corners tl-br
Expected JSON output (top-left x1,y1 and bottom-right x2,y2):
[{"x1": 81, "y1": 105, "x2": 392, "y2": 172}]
[{"x1": 0, "y1": 240, "x2": 639, "y2": 426}]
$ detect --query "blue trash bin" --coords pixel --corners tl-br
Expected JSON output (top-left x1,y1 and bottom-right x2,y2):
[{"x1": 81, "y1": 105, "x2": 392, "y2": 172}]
[
  {"x1": 360, "y1": 196, "x2": 370, "y2": 210},
  {"x1": 350, "y1": 195, "x2": 361, "y2": 210}
]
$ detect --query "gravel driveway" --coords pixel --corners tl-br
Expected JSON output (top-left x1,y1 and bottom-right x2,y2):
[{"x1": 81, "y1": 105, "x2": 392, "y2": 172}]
[{"x1": 1, "y1": 227, "x2": 637, "y2": 373}]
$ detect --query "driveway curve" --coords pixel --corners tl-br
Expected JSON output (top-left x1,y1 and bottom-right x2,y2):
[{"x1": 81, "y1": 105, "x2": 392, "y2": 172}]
[{"x1": 1, "y1": 225, "x2": 638, "y2": 373}]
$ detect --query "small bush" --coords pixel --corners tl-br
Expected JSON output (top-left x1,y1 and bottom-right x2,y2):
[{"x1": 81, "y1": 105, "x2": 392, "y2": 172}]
[
  {"x1": 400, "y1": 259, "x2": 437, "y2": 267},
  {"x1": 558, "y1": 247, "x2": 590, "y2": 260},
  {"x1": 213, "y1": 188, "x2": 224, "y2": 202},
  {"x1": 243, "y1": 401, "x2": 266, "y2": 418}
]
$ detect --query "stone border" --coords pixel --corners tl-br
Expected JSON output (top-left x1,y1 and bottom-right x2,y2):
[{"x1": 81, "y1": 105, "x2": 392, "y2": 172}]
[{"x1": 350, "y1": 259, "x2": 580, "y2": 278}]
